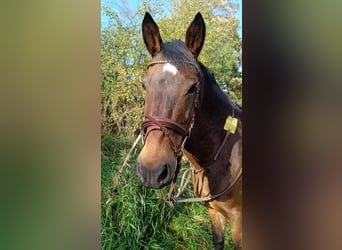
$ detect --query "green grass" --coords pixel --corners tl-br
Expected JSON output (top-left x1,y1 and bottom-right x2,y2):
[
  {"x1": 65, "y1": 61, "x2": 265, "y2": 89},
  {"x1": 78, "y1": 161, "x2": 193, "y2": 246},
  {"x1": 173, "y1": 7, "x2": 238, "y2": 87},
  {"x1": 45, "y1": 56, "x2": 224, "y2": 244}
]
[{"x1": 101, "y1": 132, "x2": 234, "y2": 249}]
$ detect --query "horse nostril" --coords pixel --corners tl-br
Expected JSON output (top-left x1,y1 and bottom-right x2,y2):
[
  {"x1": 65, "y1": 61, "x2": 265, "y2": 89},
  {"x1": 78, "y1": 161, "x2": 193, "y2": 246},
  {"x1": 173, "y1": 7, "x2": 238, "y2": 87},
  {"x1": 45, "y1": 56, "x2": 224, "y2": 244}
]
[
  {"x1": 136, "y1": 161, "x2": 142, "y2": 175},
  {"x1": 158, "y1": 164, "x2": 169, "y2": 183}
]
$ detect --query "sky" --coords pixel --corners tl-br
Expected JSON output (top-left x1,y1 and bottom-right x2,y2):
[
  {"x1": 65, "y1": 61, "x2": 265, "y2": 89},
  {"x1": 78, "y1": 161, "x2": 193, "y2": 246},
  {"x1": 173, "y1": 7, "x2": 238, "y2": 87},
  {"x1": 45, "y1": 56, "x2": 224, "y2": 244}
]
[{"x1": 101, "y1": 0, "x2": 242, "y2": 37}]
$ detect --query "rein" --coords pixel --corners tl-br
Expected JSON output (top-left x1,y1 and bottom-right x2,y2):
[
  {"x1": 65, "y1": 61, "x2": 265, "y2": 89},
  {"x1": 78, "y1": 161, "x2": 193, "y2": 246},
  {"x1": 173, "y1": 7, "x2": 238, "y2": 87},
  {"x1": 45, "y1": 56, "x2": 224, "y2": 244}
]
[{"x1": 170, "y1": 165, "x2": 242, "y2": 204}]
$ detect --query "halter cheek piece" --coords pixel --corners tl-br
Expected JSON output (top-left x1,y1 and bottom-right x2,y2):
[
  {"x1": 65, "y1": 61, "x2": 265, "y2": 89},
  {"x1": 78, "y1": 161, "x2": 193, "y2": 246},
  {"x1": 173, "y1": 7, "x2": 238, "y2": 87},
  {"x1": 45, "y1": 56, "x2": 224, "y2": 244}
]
[{"x1": 141, "y1": 60, "x2": 200, "y2": 156}]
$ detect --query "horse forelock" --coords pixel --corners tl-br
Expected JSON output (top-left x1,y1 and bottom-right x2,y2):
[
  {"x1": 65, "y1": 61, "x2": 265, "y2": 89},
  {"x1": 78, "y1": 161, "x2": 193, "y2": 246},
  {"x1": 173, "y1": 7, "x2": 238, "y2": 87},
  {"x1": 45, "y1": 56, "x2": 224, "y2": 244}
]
[{"x1": 153, "y1": 40, "x2": 199, "y2": 73}]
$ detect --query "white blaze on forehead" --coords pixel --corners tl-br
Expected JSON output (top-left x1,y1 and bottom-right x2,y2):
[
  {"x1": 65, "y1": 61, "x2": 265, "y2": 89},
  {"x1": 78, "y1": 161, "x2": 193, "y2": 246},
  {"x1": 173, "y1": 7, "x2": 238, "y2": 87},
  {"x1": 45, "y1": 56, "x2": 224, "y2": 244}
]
[{"x1": 162, "y1": 63, "x2": 178, "y2": 75}]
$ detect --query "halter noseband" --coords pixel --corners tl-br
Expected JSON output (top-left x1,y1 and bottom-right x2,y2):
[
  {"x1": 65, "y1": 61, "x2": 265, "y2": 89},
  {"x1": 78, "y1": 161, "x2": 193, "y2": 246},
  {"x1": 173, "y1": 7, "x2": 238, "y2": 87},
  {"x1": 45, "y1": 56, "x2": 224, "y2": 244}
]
[{"x1": 141, "y1": 60, "x2": 200, "y2": 156}]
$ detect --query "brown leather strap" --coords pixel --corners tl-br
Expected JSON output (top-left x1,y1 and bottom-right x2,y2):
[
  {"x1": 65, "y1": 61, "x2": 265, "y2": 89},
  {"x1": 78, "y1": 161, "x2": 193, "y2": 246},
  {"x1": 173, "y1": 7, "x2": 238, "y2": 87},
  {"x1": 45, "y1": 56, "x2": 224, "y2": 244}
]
[
  {"x1": 171, "y1": 166, "x2": 242, "y2": 203},
  {"x1": 142, "y1": 115, "x2": 186, "y2": 136},
  {"x1": 147, "y1": 60, "x2": 201, "y2": 73},
  {"x1": 213, "y1": 107, "x2": 236, "y2": 161},
  {"x1": 142, "y1": 115, "x2": 187, "y2": 154}
]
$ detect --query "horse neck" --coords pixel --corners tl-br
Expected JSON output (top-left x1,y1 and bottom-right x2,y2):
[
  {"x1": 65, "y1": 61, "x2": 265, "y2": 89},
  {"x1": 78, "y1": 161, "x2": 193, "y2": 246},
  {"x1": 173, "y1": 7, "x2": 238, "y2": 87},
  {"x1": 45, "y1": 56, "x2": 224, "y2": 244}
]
[{"x1": 185, "y1": 67, "x2": 237, "y2": 165}]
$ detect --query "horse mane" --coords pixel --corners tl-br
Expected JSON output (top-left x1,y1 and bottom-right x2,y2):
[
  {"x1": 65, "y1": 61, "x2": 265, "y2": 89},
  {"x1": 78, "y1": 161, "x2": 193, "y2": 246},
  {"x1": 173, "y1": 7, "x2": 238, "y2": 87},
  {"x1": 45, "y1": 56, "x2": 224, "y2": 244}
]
[{"x1": 199, "y1": 61, "x2": 242, "y2": 117}]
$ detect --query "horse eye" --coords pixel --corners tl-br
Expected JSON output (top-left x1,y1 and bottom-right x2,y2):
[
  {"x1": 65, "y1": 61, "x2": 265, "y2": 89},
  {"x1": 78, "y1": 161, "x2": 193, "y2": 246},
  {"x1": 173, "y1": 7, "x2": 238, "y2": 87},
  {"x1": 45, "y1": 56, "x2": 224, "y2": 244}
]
[
  {"x1": 187, "y1": 83, "x2": 197, "y2": 95},
  {"x1": 141, "y1": 82, "x2": 146, "y2": 90}
]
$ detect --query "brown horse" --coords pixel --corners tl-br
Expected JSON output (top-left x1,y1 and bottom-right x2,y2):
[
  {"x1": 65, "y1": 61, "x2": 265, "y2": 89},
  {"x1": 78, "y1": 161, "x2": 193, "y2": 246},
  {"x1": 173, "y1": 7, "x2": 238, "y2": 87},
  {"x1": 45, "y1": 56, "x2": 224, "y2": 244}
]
[{"x1": 136, "y1": 12, "x2": 242, "y2": 250}]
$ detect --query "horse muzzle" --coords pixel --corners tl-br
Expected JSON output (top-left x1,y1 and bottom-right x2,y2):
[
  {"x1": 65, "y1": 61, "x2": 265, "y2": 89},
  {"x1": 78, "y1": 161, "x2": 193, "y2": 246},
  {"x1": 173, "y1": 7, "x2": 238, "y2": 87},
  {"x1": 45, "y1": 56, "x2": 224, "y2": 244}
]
[{"x1": 136, "y1": 159, "x2": 175, "y2": 189}]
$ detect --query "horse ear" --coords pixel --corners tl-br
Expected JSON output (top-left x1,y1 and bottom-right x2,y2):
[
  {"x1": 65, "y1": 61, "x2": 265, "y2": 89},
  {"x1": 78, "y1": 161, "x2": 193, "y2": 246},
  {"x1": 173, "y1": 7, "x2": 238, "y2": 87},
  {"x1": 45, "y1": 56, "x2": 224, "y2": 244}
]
[
  {"x1": 185, "y1": 12, "x2": 206, "y2": 57},
  {"x1": 142, "y1": 12, "x2": 163, "y2": 56}
]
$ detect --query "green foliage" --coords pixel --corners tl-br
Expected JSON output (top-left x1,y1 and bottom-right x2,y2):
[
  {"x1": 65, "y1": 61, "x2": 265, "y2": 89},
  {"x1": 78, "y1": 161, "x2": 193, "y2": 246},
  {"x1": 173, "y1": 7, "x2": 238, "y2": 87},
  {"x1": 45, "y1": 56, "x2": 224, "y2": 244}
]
[
  {"x1": 101, "y1": 133, "x2": 234, "y2": 249},
  {"x1": 101, "y1": 5, "x2": 145, "y2": 137}
]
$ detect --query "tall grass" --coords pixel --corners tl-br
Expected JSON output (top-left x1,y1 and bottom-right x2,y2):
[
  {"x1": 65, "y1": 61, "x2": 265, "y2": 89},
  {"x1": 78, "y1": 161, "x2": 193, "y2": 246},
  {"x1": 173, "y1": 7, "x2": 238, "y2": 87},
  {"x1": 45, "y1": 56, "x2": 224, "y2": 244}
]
[{"x1": 101, "y1": 133, "x2": 234, "y2": 249}]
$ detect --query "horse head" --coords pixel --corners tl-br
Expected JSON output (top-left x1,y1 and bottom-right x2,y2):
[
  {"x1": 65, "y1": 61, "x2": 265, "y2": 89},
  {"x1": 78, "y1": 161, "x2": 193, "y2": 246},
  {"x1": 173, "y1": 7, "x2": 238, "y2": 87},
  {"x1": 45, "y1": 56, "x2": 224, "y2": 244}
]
[{"x1": 136, "y1": 12, "x2": 205, "y2": 188}]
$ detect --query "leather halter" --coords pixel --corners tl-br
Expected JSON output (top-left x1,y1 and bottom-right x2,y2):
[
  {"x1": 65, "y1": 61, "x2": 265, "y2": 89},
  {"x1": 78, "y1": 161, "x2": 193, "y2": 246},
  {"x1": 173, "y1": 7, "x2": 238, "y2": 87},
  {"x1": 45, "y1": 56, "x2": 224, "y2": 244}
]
[{"x1": 141, "y1": 60, "x2": 200, "y2": 156}]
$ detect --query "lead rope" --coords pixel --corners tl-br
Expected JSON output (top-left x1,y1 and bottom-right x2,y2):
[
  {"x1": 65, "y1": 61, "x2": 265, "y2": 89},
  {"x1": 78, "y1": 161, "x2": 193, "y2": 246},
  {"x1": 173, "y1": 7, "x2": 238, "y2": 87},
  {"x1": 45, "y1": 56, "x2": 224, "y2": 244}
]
[
  {"x1": 161, "y1": 163, "x2": 194, "y2": 207},
  {"x1": 169, "y1": 165, "x2": 242, "y2": 204},
  {"x1": 161, "y1": 160, "x2": 242, "y2": 205},
  {"x1": 161, "y1": 154, "x2": 182, "y2": 207}
]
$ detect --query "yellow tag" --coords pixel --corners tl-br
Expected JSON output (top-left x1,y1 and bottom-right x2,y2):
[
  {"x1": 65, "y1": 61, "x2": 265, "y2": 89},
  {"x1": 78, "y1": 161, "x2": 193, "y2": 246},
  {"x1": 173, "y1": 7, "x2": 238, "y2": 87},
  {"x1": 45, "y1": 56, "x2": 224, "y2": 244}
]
[{"x1": 224, "y1": 116, "x2": 238, "y2": 134}]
